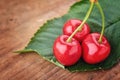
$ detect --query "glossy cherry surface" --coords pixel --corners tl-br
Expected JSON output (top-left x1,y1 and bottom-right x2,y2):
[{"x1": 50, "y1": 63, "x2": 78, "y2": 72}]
[
  {"x1": 63, "y1": 19, "x2": 90, "y2": 42},
  {"x1": 82, "y1": 33, "x2": 111, "y2": 64},
  {"x1": 53, "y1": 35, "x2": 82, "y2": 66}
]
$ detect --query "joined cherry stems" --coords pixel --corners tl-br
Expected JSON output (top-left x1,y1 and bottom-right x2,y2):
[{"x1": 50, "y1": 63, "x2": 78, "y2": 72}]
[{"x1": 66, "y1": 0, "x2": 106, "y2": 44}]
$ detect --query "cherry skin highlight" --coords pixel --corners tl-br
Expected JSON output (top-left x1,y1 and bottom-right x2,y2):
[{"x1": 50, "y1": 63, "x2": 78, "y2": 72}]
[
  {"x1": 82, "y1": 33, "x2": 111, "y2": 64},
  {"x1": 53, "y1": 35, "x2": 82, "y2": 66},
  {"x1": 63, "y1": 19, "x2": 90, "y2": 42}
]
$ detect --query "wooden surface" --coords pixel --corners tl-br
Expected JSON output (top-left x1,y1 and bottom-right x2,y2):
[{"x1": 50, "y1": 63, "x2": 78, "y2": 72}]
[{"x1": 0, "y1": 0, "x2": 120, "y2": 80}]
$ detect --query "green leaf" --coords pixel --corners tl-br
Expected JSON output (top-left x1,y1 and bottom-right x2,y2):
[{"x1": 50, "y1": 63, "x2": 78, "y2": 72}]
[{"x1": 19, "y1": 0, "x2": 120, "y2": 72}]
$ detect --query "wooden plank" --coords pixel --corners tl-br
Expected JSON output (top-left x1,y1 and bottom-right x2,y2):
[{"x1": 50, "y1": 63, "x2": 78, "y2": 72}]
[{"x1": 0, "y1": 0, "x2": 120, "y2": 80}]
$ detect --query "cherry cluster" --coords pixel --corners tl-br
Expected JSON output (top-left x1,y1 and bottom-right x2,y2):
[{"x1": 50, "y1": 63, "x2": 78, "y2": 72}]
[{"x1": 53, "y1": 1, "x2": 111, "y2": 66}]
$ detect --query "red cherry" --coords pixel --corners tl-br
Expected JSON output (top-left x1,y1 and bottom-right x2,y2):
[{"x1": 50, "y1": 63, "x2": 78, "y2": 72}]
[
  {"x1": 63, "y1": 19, "x2": 90, "y2": 42},
  {"x1": 53, "y1": 35, "x2": 82, "y2": 66},
  {"x1": 82, "y1": 33, "x2": 111, "y2": 64}
]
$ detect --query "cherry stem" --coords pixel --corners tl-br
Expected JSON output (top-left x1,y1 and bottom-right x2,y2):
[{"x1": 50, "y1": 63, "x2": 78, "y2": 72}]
[
  {"x1": 66, "y1": 2, "x2": 94, "y2": 43},
  {"x1": 96, "y1": 1, "x2": 105, "y2": 43}
]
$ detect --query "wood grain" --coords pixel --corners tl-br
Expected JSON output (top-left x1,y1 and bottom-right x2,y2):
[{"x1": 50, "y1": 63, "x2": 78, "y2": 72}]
[{"x1": 0, "y1": 0, "x2": 120, "y2": 80}]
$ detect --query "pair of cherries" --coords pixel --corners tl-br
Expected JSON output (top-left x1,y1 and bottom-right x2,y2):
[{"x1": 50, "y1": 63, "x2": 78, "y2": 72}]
[{"x1": 53, "y1": 19, "x2": 110, "y2": 66}]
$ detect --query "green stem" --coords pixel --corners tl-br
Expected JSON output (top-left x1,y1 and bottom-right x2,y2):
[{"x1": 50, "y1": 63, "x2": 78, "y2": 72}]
[
  {"x1": 66, "y1": 2, "x2": 94, "y2": 43},
  {"x1": 96, "y1": 2, "x2": 105, "y2": 43}
]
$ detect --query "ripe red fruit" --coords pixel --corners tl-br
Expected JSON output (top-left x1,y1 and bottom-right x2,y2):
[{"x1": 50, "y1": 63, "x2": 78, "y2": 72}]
[
  {"x1": 63, "y1": 19, "x2": 90, "y2": 42},
  {"x1": 82, "y1": 33, "x2": 111, "y2": 64},
  {"x1": 53, "y1": 35, "x2": 82, "y2": 66}
]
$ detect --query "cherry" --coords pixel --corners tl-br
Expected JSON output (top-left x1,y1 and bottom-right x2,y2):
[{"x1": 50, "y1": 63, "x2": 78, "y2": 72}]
[
  {"x1": 53, "y1": 35, "x2": 82, "y2": 66},
  {"x1": 82, "y1": 33, "x2": 111, "y2": 64},
  {"x1": 63, "y1": 19, "x2": 90, "y2": 42}
]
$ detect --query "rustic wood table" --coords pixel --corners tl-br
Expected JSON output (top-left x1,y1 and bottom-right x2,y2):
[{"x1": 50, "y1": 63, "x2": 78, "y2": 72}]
[{"x1": 0, "y1": 0, "x2": 120, "y2": 80}]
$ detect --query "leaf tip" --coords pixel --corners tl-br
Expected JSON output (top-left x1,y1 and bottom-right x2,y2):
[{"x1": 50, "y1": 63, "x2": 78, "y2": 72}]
[{"x1": 13, "y1": 49, "x2": 34, "y2": 54}]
